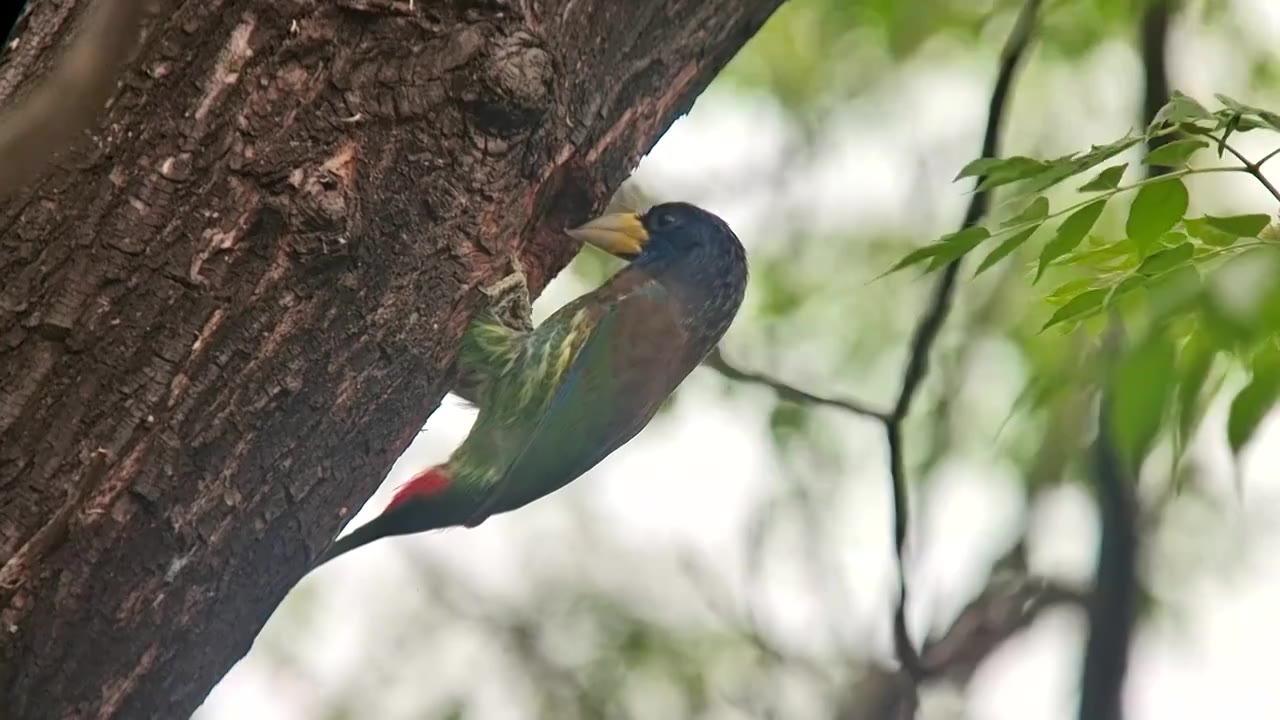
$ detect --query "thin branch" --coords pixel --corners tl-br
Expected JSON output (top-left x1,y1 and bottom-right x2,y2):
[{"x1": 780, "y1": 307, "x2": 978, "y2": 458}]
[
  {"x1": 884, "y1": 0, "x2": 1042, "y2": 682},
  {"x1": 1140, "y1": 0, "x2": 1174, "y2": 176},
  {"x1": 837, "y1": 541, "x2": 1086, "y2": 720},
  {"x1": 1256, "y1": 145, "x2": 1280, "y2": 169},
  {"x1": 702, "y1": 1, "x2": 1044, "y2": 694},
  {"x1": 1078, "y1": 395, "x2": 1139, "y2": 720},
  {"x1": 922, "y1": 573, "x2": 1085, "y2": 683},
  {"x1": 1076, "y1": 4, "x2": 1171, "y2": 718},
  {"x1": 1216, "y1": 138, "x2": 1280, "y2": 206},
  {"x1": 982, "y1": 165, "x2": 1249, "y2": 242},
  {"x1": 704, "y1": 348, "x2": 889, "y2": 421}
]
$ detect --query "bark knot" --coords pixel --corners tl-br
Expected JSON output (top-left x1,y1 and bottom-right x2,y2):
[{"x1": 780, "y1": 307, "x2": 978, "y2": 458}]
[
  {"x1": 464, "y1": 31, "x2": 553, "y2": 139},
  {"x1": 487, "y1": 33, "x2": 552, "y2": 113}
]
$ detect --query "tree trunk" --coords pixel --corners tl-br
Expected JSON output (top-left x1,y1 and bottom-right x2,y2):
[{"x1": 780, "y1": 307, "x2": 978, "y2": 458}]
[{"x1": 0, "y1": 1, "x2": 780, "y2": 717}]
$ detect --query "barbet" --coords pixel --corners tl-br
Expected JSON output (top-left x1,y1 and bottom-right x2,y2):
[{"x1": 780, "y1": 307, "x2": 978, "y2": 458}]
[{"x1": 313, "y1": 202, "x2": 747, "y2": 567}]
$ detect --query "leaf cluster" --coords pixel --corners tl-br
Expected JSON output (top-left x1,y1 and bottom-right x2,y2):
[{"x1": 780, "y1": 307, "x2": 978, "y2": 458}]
[{"x1": 889, "y1": 92, "x2": 1280, "y2": 466}]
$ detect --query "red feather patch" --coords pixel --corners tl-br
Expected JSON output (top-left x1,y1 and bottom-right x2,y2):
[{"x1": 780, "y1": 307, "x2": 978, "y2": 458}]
[{"x1": 387, "y1": 466, "x2": 451, "y2": 512}]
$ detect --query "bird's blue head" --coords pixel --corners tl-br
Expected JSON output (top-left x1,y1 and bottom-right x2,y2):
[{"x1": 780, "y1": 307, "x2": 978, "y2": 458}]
[
  {"x1": 567, "y1": 201, "x2": 745, "y2": 276},
  {"x1": 568, "y1": 201, "x2": 748, "y2": 350}
]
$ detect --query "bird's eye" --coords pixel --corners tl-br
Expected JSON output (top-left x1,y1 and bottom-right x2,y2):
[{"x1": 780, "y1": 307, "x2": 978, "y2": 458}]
[{"x1": 650, "y1": 211, "x2": 678, "y2": 230}]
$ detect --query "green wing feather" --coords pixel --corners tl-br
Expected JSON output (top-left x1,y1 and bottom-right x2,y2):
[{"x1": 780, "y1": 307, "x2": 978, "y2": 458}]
[{"x1": 475, "y1": 278, "x2": 689, "y2": 518}]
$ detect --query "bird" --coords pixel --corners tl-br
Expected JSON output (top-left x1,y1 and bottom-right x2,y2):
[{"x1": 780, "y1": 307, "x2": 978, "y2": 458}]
[{"x1": 311, "y1": 201, "x2": 748, "y2": 569}]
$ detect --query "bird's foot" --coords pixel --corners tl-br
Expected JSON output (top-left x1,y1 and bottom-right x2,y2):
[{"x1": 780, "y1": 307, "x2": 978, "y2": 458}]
[{"x1": 481, "y1": 255, "x2": 533, "y2": 334}]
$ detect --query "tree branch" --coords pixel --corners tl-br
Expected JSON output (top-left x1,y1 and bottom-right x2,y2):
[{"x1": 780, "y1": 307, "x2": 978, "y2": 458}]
[
  {"x1": 1140, "y1": 0, "x2": 1174, "y2": 175},
  {"x1": 703, "y1": 0, "x2": 1044, "y2": 695},
  {"x1": 1076, "y1": 4, "x2": 1173, "y2": 717},
  {"x1": 1256, "y1": 145, "x2": 1280, "y2": 169},
  {"x1": 882, "y1": 0, "x2": 1042, "y2": 683},
  {"x1": 1216, "y1": 138, "x2": 1280, "y2": 206},
  {"x1": 837, "y1": 541, "x2": 1086, "y2": 720},
  {"x1": 704, "y1": 347, "x2": 889, "y2": 421},
  {"x1": 924, "y1": 579, "x2": 1085, "y2": 683},
  {"x1": 1078, "y1": 396, "x2": 1139, "y2": 720}
]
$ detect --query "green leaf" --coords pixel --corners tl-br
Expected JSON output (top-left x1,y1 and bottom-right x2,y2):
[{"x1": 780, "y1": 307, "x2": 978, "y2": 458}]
[
  {"x1": 925, "y1": 226, "x2": 991, "y2": 270},
  {"x1": 1145, "y1": 264, "x2": 1203, "y2": 320},
  {"x1": 1236, "y1": 116, "x2": 1270, "y2": 132},
  {"x1": 1215, "y1": 94, "x2": 1250, "y2": 113},
  {"x1": 1042, "y1": 288, "x2": 1107, "y2": 329},
  {"x1": 1175, "y1": 331, "x2": 1215, "y2": 446},
  {"x1": 1021, "y1": 137, "x2": 1141, "y2": 196},
  {"x1": 1126, "y1": 178, "x2": 1189, "y2": 252},
  {"x1": 1137, "y1": 242, "x2": 1193, "y2": 276},
  {"x1": 974, "y1": 225, "x2": 1038, "y2": 276},
  {"x1": 768, "y1": 402, "x2": 809, "y2": 443},
  {"x1": 1218, "y1": 113, "x2": 1241, "y2": 157},
  {"x1": 1259, "y1": 275, "x2": 1280, "y2": 332},
  {"x1": 953, "y1": 156, "x2": 1043, "y2": 181},
  {"x1": 1037, "y1": 200, "x2": 1107, "y2": 280},
  {"x1": 1047, "y1": 277, "x2": 1098, "y2": 304},
  {"x1": 1204, "y1": 213, "x2": 1272, "y2": 237},
  {"x1": 1108, "y1": 274, "x2": 1147, "y2": 305},
  {"x1": 1110, "y1": 333, "x2": 1177, "y2": 467},
  {"x1": 1214, "y1": 94, "x2": 1280, "y2": 130},
  {"x1": 1001, "y1": 196, "x2": 1049, "y2": 227},
  {"x1": 1061, "y1": 239, "x2": 1135, "y2": 269},
  {"x1": 1149, "y1": 92, "x2": 1213, "y2": 130},
  {"x1": 1184, "y1": 217, "x2": 1240, "y2": 247},
  {"x1": 1143, "y1": 139, "x2": 1208, "y2": 167},
  {"x1": 1227, "y1": 347, "x2": 1280, "y2": 454},
  {"x1": 1078, "y1": 164, "x2": 1127, "y2": 192},
  {"x1": 885, "y1": 243, "x2": 947, "y2": 274},
  {"x1": 956, "y1": 157, "x2": 1048, "y2": 193},
  {"x1": 953, "y1": 157, "x2": 1004, "y2": 179}
]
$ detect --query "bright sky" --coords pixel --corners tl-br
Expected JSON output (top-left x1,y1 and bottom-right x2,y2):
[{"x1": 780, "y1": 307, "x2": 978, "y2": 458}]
[{"x1": 198, "y1": 6, "x2": 1280, "y2": 718}]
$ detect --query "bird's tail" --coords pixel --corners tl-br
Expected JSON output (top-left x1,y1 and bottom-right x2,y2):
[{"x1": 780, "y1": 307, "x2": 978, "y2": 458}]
[
  {"x1": 307, "y1": 466, "x2": 456, "y2": 572},
  {"x1": 386, "y1": 466, "x2": 452, "y2": 511},
  {"x1": 310, "y1": 519, "x2": 390, "y2": 570}
]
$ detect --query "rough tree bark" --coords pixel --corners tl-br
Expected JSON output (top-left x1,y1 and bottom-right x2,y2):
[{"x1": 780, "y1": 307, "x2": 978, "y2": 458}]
[{"x1": 0, "y1": 1, "x2": 781, "y2": 717}]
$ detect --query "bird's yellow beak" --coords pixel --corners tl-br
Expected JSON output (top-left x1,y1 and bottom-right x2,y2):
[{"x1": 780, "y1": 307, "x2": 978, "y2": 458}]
[{"x1": 566, "y1": 212, "x2": 649, "y2": 258}]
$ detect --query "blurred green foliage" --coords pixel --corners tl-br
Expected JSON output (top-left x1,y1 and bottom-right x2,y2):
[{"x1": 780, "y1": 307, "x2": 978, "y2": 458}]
[
  {"x1": 718, "y1": 0, "x2": 1170, "y2": 110},
  {"x1": 892, "y1": 91, "x2": 1280, "y2": 462}
]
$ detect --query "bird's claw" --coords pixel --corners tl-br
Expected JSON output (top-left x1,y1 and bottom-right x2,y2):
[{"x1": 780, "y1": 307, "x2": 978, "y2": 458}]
[{"x1": 481, "y1": 256, "x2": 533, "y2": 333}]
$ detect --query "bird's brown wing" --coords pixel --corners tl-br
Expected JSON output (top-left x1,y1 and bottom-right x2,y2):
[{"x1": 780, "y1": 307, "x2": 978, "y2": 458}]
[{"x1": 474, "y1": 278, "x2": 692, "y2": 519}]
